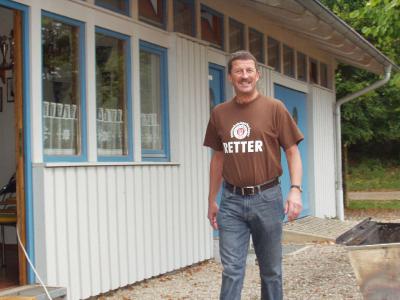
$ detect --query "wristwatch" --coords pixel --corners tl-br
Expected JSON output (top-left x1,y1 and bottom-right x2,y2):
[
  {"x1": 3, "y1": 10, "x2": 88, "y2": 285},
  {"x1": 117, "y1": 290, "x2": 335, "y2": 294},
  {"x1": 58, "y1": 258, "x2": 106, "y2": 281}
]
[{"x1": 290, "y1": 185, "x2": 303, "y2": 192}]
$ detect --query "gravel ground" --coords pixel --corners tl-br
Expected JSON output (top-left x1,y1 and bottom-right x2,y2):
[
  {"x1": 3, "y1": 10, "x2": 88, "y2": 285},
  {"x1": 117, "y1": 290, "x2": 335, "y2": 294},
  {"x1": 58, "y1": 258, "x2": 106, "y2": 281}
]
[
  {"x1": 345, "y1": 208, "x2": 400, "y2": 223},
  {"x1": 98, "y1": 243, "x2": 362, "y2": 300},
  {"x1": 96, "y1": 209, "x2": 400, "y2": 300}
]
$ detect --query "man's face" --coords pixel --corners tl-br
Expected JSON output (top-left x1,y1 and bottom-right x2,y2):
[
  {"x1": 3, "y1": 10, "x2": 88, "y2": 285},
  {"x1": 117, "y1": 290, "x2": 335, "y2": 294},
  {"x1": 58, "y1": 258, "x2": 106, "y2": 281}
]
[{"x1": 228, "y1": 59, "x2": 260, "y2": 96}]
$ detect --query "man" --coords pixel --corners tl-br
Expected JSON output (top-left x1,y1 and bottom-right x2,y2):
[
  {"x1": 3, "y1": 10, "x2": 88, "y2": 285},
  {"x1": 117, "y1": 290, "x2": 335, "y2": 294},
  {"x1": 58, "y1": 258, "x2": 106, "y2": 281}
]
[{"x1": 203, "y1": 51, "x2": 303, "y2": 300}]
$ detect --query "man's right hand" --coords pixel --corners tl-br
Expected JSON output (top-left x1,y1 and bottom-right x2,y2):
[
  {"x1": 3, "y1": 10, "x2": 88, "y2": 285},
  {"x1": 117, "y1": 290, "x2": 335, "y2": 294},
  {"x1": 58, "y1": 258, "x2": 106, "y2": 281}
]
[{"x1": 208, "y1": 201, "x2": 219, "y2": 230}]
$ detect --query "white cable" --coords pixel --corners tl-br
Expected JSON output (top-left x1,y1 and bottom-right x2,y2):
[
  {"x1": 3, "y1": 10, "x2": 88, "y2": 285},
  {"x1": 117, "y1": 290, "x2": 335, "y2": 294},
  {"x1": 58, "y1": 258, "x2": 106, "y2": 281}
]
[{"x1": 16, "y1": 224, "x2": 52, "y2": 300}]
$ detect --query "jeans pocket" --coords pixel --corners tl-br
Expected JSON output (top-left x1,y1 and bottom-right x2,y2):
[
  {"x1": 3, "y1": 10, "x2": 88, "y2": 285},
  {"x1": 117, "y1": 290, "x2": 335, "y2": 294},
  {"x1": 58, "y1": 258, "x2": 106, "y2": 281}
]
[{"x1": 260, "y1": 185, "x2": 280, "y2": 202}]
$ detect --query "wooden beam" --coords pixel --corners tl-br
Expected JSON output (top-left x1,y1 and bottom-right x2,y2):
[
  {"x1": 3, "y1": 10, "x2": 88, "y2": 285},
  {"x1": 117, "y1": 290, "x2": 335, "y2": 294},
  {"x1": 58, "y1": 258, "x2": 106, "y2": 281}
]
[{"x1": 14, "y1": 9, "x2": 27, "y2": 285}]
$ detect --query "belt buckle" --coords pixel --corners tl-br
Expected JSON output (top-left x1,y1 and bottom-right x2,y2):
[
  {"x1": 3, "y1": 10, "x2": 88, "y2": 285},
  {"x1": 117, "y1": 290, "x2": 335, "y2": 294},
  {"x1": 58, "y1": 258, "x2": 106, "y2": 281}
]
[{"x1": 243, "y1": 186, "x2": 255, "y2": 196}]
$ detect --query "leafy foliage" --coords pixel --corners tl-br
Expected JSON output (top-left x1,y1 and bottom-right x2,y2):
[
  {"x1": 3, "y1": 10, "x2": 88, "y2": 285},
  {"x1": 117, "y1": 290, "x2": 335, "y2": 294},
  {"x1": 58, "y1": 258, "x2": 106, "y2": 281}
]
[{"x1": 320, "y1": 0, "x2": 400, "y2": 146}]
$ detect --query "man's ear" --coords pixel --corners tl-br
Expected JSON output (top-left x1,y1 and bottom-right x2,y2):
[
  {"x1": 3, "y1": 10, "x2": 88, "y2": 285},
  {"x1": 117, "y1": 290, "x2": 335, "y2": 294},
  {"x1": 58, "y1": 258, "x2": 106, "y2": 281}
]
[
  {"x1": 228, "y1": 73, "x2": 233, "y2": 84},
  {"x1": 255, "y1": 70, "x2": 260, "y2": 82}
]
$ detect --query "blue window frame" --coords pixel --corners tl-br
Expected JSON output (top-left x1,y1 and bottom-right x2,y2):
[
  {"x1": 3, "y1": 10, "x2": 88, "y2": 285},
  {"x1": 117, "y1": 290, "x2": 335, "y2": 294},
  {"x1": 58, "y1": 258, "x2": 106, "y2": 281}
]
[
  {"x1": 139, "y1": 41, "x2": 169, "y2": 161},
  {"x1": 41, "y1": 11, "x2": 87, "y2": 162},
  {"x1": 95, "y1": 0, "x2": 130, "y2": 16},
  {"x1": 95, "y1": 27, "x2": 133, "y2": 162}
]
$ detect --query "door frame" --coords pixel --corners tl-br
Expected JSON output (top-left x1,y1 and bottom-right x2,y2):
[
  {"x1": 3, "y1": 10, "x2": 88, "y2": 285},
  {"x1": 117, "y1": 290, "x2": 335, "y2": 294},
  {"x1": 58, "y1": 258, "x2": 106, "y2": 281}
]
[
  {"x1": 208, "y1": 63, "x2": 225, "y2": 106},
  {"x1": 208, "y1": 62, "x2": 225, "y2": 238},
  {"x1": 0, "y1": 0, "x2": 33, "y2": 284}
]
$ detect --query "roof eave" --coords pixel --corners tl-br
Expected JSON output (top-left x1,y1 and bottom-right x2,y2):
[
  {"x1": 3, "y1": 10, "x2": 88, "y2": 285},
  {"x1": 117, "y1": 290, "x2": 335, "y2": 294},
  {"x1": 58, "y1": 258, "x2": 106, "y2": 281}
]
[{"x1": 296, "y1": 0, "x2": 400, "y2": 73}]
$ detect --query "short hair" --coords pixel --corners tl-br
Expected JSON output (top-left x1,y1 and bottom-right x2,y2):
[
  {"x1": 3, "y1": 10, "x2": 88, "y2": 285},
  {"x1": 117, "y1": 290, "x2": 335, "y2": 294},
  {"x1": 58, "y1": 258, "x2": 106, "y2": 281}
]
[{"x1": 228, "y1": 50, "x2": 259, "y2": 74}]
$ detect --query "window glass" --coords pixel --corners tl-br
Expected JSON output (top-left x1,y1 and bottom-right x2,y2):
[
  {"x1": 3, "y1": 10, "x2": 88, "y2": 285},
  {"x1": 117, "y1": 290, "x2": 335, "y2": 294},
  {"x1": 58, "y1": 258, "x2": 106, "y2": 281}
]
[
  {"x1": 200, "y1": 5, "x2": 224, "y2": 49},
  {"x1": 140, "y1": 42, "x2": 169, "y2": 160},
  {"x1": 249, "y1": 28, "x2": 264, "y2": 63},
  {"x1": 229, "y1": 18, "x2": 244, "y2": 53},
  {"x1": 297, "y1": 52, "x2": 307, "y2": 82},
  {"x1": 283, "y1": 45, "x2": 295, "y2": 77},
  {"x1": 139, "y1": 0, "x2": 166, "y2": 28},
  {"x1": 320, "y1": 62, "x2": 328, "y2": 88},
  {"x1": 42, "y1": 15, "x2": 82, "y2": 157},
  {"x1": 310, "y1": 58, "x2": 319, "y2": 84},
  {"x1": 267, "y1": 37, "x2": 280, "y2": 72},
  {"x1": 174, "y1": 0, "x2": 195, "y2": 37},
  {"x1": 96, "y1": 30, "x2": 129, "y2": 157},
  {"x1": 96, "y1": 0, "x2": 129, "y2": 15}
]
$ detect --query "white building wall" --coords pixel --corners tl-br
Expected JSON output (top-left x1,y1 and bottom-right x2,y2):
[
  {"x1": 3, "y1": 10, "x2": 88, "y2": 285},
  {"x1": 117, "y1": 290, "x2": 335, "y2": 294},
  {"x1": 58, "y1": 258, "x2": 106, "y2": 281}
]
[
  {"x1": 257, "y1": 65, "x2": 273, "y2": 98},
  {"x1": 33, "y1": 36, "x2": 212, "y2": 300},
  {"x1": 17, "y1": 0, "x2": 342, "y2": 298},
  {"x1": 309, "y1": 86, "x2": 337, "y2": 218}
]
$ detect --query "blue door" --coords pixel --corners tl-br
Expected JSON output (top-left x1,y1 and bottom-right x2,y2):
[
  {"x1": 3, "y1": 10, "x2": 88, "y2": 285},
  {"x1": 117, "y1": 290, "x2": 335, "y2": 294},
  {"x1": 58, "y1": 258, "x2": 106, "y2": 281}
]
[
  {"x1": 209, "y1": 63, "x2": 225, "y2": 237},
  {"x1": 274, "y1": 84, "x2": 309, "y2": 218}
]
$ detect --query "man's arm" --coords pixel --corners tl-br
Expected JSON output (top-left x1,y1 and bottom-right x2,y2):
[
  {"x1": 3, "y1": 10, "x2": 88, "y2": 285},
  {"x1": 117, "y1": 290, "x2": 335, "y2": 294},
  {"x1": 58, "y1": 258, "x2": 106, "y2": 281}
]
[
  {"x1": 284, "y1": 144, "x2": 303, "y2": 221},
  {"x1": 208, "y1": 151, "x2": 224, "y2": 229}
]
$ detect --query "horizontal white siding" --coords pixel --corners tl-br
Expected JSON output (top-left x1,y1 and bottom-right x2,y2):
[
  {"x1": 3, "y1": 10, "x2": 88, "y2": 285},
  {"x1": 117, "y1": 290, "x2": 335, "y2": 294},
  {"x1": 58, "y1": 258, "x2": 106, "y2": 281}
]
[
  {"x1": 310, "y1": 86, "x2": 336, "y2": 218},
  {"x1": 33, "y1": 36, "x2": 212, "y2": 300}
]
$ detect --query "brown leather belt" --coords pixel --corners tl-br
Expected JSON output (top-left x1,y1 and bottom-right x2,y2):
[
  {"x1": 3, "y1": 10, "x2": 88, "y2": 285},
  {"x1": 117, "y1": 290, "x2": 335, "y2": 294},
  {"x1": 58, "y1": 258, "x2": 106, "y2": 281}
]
[{"x1": 225, "y1": 178, "x2": 279, "y2": 196}]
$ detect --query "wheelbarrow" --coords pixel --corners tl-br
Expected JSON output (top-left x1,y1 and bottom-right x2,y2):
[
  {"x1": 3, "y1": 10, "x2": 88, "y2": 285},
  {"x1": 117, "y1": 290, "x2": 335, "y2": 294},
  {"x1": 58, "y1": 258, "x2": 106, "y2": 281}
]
[{"x1": 336, "y1": 218, "x2": 400, "y2": 299}]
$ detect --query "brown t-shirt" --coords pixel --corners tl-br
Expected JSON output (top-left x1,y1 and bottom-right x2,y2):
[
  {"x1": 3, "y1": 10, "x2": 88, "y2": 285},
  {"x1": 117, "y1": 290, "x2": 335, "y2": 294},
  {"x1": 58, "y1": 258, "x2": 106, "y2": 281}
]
[{"x1": 203, "y1": 94, "x2": 303, "y2": 187}]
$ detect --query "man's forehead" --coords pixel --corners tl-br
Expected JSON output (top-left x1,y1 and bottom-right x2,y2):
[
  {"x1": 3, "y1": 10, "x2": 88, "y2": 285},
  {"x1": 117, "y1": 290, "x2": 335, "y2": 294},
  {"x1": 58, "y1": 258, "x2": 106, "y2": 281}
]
[{"x1": 231, "y1": 59, "x2": 256, "y2": 68}]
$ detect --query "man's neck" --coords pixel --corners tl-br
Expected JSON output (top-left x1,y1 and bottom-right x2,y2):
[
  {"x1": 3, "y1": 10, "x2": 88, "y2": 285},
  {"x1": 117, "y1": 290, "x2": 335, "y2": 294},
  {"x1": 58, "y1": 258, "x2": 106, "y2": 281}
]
[{"x1": 235, "y1": 91, "x2": 260, "y2": 104}]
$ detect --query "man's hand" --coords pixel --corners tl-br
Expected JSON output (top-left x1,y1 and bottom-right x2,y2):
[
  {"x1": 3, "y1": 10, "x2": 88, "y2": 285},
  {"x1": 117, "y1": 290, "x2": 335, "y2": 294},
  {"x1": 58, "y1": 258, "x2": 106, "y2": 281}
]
[
  {"x1": 284, "y1": 144, "x2": 303, "y2": 222},
  {"x1": 207, "y1": 151, "x2": 223, "y2": 230},
  {"x1": 208, "y1": 201, "x2": 219, "y2": 230},
  {"x1": 284, "y1": 189, "x2": 302, "y2": 222}
]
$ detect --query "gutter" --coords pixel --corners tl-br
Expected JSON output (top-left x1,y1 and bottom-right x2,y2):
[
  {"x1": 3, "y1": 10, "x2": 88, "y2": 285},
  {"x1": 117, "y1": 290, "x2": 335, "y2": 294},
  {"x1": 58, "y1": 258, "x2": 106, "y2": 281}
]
[{"x1": 335, "y1": 65, "x2": 392, "y2": 221}]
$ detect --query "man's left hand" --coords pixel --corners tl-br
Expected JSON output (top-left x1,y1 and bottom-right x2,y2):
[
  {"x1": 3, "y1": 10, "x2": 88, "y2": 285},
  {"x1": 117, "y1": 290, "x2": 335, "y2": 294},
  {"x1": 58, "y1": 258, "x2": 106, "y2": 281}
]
[{"x1": 284, "y1": 189, "x2": 303, "y2": 222}]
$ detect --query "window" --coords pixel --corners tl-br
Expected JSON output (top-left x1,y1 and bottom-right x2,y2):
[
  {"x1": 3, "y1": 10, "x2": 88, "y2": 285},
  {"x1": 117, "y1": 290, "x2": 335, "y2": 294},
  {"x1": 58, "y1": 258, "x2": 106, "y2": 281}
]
[
  {"x1": 283, "y1": 45, "x2": 295, "y2": 77},
  {"x1": 320, "y1": 62, "x2": 329, "y2": 88},
  {"x1": 95, "y1": 0, "x2": 129, "y2": 15},
  {"x1": 249, "y1": 28, "x2": 264, "y2": 63},
  {"x1": 229, "y1": 18, "x2": 244, "y2": 53},
  {"x1": 174, "y1": 0, "x2": 195, "y2": 37},
  {"x1": 95, "y1": 28, "x2": 132, "y2": 160},
  {"x1": 140, "y1": 41, "x2": 169, "y2": 161},
  {"x1": 139, "y1": 0, "x2": 166, "y2": 28},
  {"x1": 42, "y1": 13, "x2": 86, "y2": 160},
  {"x1": 267, "y1": 37, "x2": 280, "y2": 72},
  {"x1": 200, "y1": 5, "x2": 224, "y2": 50},
  {"x1": 297, "y1": 52, "x2": 307, "y2": 82},
  {"x1": 310, "y1": 58, "x2": 319, "y2": 84}
]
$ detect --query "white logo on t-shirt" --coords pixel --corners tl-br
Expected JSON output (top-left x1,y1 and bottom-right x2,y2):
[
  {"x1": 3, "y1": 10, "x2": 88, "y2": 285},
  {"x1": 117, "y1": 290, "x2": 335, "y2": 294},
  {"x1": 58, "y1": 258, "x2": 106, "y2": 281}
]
[
  {"x1": 230, "y1": 122, "x2": 251, "y2": 140},
  {"x1": 224, "y1": 121, "x2": 263, "y2": 154}
]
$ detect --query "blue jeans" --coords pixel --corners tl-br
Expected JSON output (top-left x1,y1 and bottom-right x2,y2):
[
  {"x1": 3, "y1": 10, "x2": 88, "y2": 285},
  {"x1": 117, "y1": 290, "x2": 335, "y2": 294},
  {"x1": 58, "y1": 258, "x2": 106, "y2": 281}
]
[{"x1": 217, "y1": 183, "x2": 284, "y2": 300}]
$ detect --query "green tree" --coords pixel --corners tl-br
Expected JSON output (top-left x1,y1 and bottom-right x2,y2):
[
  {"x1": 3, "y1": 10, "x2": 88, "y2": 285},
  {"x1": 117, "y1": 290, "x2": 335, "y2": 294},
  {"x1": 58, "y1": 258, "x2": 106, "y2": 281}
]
[{"x1": 321, "y1": 0, "x2": 400, "y2": 148}]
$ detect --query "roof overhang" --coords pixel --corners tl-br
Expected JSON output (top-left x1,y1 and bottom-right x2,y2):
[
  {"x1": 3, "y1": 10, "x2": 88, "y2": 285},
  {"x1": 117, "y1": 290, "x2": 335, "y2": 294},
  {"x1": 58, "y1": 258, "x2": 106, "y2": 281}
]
[{"x1": 238, "y1": 0, "x2": 399, "y2": 74}]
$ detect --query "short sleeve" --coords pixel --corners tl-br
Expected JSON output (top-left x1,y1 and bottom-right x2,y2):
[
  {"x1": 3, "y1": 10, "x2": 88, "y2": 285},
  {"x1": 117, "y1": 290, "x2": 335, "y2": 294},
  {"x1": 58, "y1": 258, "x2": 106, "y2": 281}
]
[
  {"x1": 203, "y1": 109, "x2": 223, "y2": 151},
  {"x1": 276, "y1": 101, "x2": 304, "y2": 149}
]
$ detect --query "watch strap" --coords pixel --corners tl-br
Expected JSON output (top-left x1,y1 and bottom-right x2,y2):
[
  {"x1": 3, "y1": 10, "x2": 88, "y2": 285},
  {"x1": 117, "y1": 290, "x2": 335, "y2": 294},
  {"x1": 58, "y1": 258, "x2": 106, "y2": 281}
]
[{"x1": 290, "y1": 185, "x2": 303, "y2": 192}]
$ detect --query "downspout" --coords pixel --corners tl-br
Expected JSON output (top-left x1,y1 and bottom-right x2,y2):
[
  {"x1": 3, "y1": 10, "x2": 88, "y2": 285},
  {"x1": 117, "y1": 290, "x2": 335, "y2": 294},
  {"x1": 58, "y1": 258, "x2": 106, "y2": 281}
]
[{"x1": 335, "y1": 65, "x2": 392, "y2": 220}]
